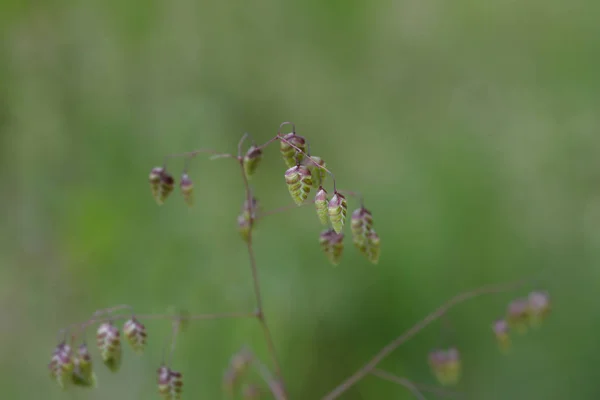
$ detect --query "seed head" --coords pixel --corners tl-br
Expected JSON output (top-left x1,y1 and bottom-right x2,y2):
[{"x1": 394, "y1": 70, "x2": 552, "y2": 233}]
[
  {"x1": 159, "y1": 170, "x2": 175, "y2": 205},
  {"x1": 238, "y1": 196, "x2": 258, "y2": 242},
  {"x1": 71, "y1": 343, "x2": 97, "y2": 388},
  {"x1": 366, "y1": 230, "x2": 381, "y2": 264},
  {"x1": 328, "y1": 192, "x2": 347, "y2": 234},
  {"x1": 315, "y1": 187, "x2": 329, "y2": 225},
  {"x1": 123, "y1": 317, "x2": 147, "y2": 354},
  {"x1": 506, "y1": 298, "x2": 530, "y2": 334},
  {"x1": 285, "y1": 165, "x2": 313, "y2": 205},
  {"x1": 280, "y1": 132, "x2": 307, "y2": 167},
  {"x1": 179, "y1": 173, "x2": 194, "y2": 207},
  {"x1": 319, "y1": 229, "x2": 345, "y2": 266},
  {"x1": 158, "y1": 365, "x2": 183, "y2": 400},
  {"x1": 96, "y1": 322, "x2": 122, "y2": 372},
  {"x1": 492, "y1": 319, "x2": 511, "y2": 353},
  {"x1": 149, "y1": 167, "x2": 164, "y2": 204},
  {"x1": 305, "y1": 156, "x2": 327, "y2": 188},
  {"x1": 428, "y1": 347, "x2": 461, "y2": 386},
  {"x1": 48, "y1": 342, "x2": 74, "y2": 390},
  {"x1": 243, "y1": 145, "x2": 263, "y2": 178}
]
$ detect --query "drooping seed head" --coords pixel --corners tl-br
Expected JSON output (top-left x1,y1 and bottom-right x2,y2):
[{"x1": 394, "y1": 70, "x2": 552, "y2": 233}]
[
  {"x1": 328, "y1": 192, "x2": 348, "y2": 233},
  {"x1": 351, "y1": 207, "x2": 375, "y2": 258},
  {"x1": 158, "y1": 365, "x2": 183, "y2": 400},
  {"x1": 123, "y1": 317, "x2": 147, "y2": 354},
  {"x1": 96, "y1": 322, "x2": 122, "y2": 372},
  {"x1": 149, "y1": 167, "x2": 164, "y2": 204},
  {"x1": 159, "y1": 170, "x2": 175, "y2": 205},
  {"x1": 506, "y1": 298, "x2": 530, "y2": 334},
  {"x1": 306, "y1": 156, "x2": 327, "y2": 188},
  {"x1": 48, "y1": 342, "x2": 74, "y2": 390},
  {"x1": 492, "y1": 319, "x2": 511, "y2": 353},
  {"x1": 179, "y1": 173, "x2": 194, "y2": 207},
  {"x1": 527, "y1": 291, "x2": 551, "y2": 328},
  {"x1": 285, "y1": 165, "x2": 312, "y2": 205},
  {"x1": 243, "y1": 145, "x2": 263, "y2": 178},
  {"x1": 366, "y1": 230, "x2": 381, "y2": 264},
  {"x1": 315, "y1": 187, "x2": 329, "y2": 225},
  {"x1": 319, "y1": 229, "x2": 345, "y2": 266},
  {"x1": 71, "y1": 343, "x2": 97, "y2": 388},
  {"x1": 428, "y1": 348, "x2": 461, "y2": 386},
  {"x1": 280, "y1": 132, "x2": 307, "y2": 167}
]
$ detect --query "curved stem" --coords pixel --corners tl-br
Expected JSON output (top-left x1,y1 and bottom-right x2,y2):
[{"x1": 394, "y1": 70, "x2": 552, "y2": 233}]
[{"x1": 371, "y1": 370, "x2": 427, "y2": 400}]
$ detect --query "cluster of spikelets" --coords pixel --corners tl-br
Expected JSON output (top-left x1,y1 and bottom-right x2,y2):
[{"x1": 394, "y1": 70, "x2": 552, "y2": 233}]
[
  {"x1": 49, "y1": 317, "x2": 182, "y2": 398},
  {"x1": 149, "y1": 167, "x2": 194, "y2": 207},
  {"x1": 278, "y1": 127, "x2": 381, "y2": 266},
  {"x1": 492, "y1": 290, "x2": 551, "y2": 352}
]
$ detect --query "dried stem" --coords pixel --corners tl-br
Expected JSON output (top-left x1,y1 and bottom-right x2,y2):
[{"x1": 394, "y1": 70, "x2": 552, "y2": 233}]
[
  {"x1": 322, "y1": 279, "x2": 527, "y2": 400},
  {"x1": 252, "y1": 357, "x2": 287, "y2": 400},
  {"x1": 371, "y1": 369, "x2": 464, "y2": 399}
]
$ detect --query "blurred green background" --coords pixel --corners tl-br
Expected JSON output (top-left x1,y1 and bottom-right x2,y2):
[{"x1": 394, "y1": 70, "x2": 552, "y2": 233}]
[{"x1": 2, "y1": 0, "x2": 599, "y2": 398}]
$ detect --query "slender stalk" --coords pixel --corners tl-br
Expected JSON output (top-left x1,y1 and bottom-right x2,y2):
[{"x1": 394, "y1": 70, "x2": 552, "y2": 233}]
[
  {"x1": 372, "y1": 369, "x2": 464, "y2": 399},
  {"x1": 322, "y1": 279, "x2": 526, "y2": 400}
]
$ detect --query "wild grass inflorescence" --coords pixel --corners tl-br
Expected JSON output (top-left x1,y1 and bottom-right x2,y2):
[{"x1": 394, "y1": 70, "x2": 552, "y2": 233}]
[{"x1": 49, "y1": 122, "x2": 551, "y2": 399}]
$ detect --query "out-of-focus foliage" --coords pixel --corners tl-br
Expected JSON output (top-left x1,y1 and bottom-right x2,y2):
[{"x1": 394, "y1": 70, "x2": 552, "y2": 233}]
[{"x1": 2, "y1": 0, "x2": 599, "y2": 398}]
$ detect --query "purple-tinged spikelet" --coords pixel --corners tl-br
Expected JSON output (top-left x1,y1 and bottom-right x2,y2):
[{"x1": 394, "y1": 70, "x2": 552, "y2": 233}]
[
  {"x1": 71, "y1": 343, "x2": 97, "y2": 388},
  {"x1": 123, "y1": 317, "x2": 147, "y2": 354},
  {"x1": 492, "y1": 319, "x2": 511, "y2": 353},
  {"x1": 428, "y1": 347, "x2": 461, "y2": 386},
  {"x1": 366, "y1": 230, "x2": 381, "y2": 264},
  {"x1": 306, "y1": 156, "x2": 327, "y2": 188},
  {"x1": 159, "y1": 170, "x2": 175, "y2": 205},
  {"x1": 96, "y1": 322, "x2": 122, "y2": 372},
  {"x1": 149, "y1": 167, "x2": 164, "y2": 204},
  {"x1": 320, "y1": 229, "x2": 345, "y2": 266},
  {"x1": 506, "y1": 298, "x2": 530, "y2": 334},
  {"x1": 48, "y1": 342, "x2": 74, "y2": 390},
  {"x1": 315, "y1": 187, "x2": 329, "y2": 225},
  {"x1": 328, "y1": 192, "x2": 347, "y2": 234},
  {"x1": 180, "y1": 173, "x2": 194, "y2": 207},
  {"x1": 158, "y1": 365, "x2": 183, "y2": 399},
  {"x1": 280, "y1": 132, "x2": 307, "y2": 167},
  {"x1": 528, "y1": 291, "x2": 551, "y2": 328},
  {"x1": 285, "y1": 165, "x2": 313, "y2": 205},
  {"x1": 243, "y1": 145, "x2": 263, "y2": 178}
]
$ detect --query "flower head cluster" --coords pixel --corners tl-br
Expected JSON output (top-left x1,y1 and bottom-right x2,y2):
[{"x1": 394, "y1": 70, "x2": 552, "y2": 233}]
[
  {"x1": 149, "y1": 167, "x2": 194, "y2": 207},
  {"x1": 428, "y1": 347, "x2": 462, "y2": 386},
  {"x1": 158, "y1": 365, "x2": 184, "y2": 400}
]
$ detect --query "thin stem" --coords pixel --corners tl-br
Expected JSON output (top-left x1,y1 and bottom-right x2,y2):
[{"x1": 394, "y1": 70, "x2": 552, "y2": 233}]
[
  {"x1": 164, "y1": 148, "x2": 229, "y2": 164},
  {"x1": 322, "y1": 279, "x2": 526, "y2": 400},
  {"x1": 168, "y1": 319, "x2": 180, "y2": 366},
  {"x1": 252, "y1": 358, "x2": 287, "y2": 400},
  {"x1": 371, "y1": 369, "x2": 427, "y2": 400},
  {"x1": 278, "y1": 121, "x2": 296, "y2": 134},
  {"x1": 372, "y1": 369, "x2": 463, "y2": 399},
  {"x1": 238, "y1": 133, "x2": 249, "y2": 158},
  {"x1": 338, "y1": 190, "x2": 364, "y2": 208}
]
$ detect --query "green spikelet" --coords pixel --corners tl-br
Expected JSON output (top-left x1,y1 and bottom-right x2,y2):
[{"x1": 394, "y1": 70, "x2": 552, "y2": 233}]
[
  {"x1": 159, "y1": 170, "x2": 175, "y2": 205},
  {"x1": 492, "y1": 320, "x2": 511, "y2": 353},
  {"x1": 149, "y1": 167, "x2": 164, "y2": 204},
  {"x1": 429, "y1": 348, "x2": 461, "y2": 386},
  {"x1": 306, "y1": 156, "x2": 327, "y2": 188},
  {"x1": 158, "y1": 365, "x2": 183, "y2": 400},
  {"x1": 285, "y1": 165, "x2": 312, "y2": 205},
  {"x1": 366, "y1": 230, "x2": 381, "y2": 264},
  {"x1": 71, "y1": 344, "x2": 97, "y2": 388},
  {"x1": 49, "y1": 342, "x2": 74, "y2": 390},
  {"x1": 243, "y1": 145, "x2": 263, "y2": 178},
  {"x1": 350, "y1": 207, "x2": 373, "y2": 248},
  {"x1": 319, "y1": 229, "x2": 345, "y2": 266},
  {"x1": 180, "y1": 173, "x2": 194, "y2": 207},
  {"x1": 506, "y1": 298, "x2": 530, "y2": 334},
  {"x1": 123, "y1": 317, "x2": 147, "y2": 354},
  {"x1": 280, "y1": 132, "x2": 307, "y2": 167},
  {"x1": 328, "y1": 191, "x2": 347, "y2": 233},
  {"x1": 527, "y1": 291, "x2": 551, "y2": 328},
  {"x1": 96, "y1": 322, "x2": 122, "y2": 372},
  {"x1": 315, "y1": 187, "x2": 329, "y2": 225}
]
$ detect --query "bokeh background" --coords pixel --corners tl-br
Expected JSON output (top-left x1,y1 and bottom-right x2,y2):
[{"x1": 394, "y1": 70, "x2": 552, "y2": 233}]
[{"x1": 2, "y1": 0, "x2": 599, "y2": 398}]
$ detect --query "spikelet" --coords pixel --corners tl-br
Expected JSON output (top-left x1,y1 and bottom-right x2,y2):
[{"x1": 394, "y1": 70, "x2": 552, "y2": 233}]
[
  {"x1": 315, "y1": 187, "x2": 329, "y2": 225},
  {"x1": 159, "y1": 170, "x2": 175, "y2": 205},
  {"x1": 280, "y1": 132, "x2": 307, "y2": 167},
  {"x1": 320, "y1": 229, "x2": 345, "y2": 266},
  {"x1": 350, "y1": 207, "x2": 374, "y2": 249},
  {"x1": 328, "y1": 191, "x2": 347, "y2": 233},
  {"x1": 527, "y1": 291, "x2": 551, "y2": 328},
  {"x1": 48, "y1": 342, "x2": 74, "y2": 390},
  {"x1": 158, "y1": 365, "x2": 183, "y2": 400},
  {"x1": 96, "y1": 322, "x2": 122, "y2": 372},
  {"x1": 366, "y1": 230, "x2": 381, "y2": 264},
  {"x1": 180, "y1": 173, "x2": 194, "y2": 207},
  {"x1": 306, "y1": 156, "x2": 327, "y2": 188},
  {"x1": 123, "y1": 317, "x2": 147, "y2": 354},
  {"x1": 428, "y1": 348, "x2": 461, "y2": 386},
  {"x1": 284, "y1": 165, "x2": 312, "y2": 205},
  {"x1": 149, "y1": 167, "x2": 164, "y2": 204},
  {"x1": 492, "y1": 319, "x2": 511, "y2": 353},
  {"x1": 243, "y1": 145, "x2": 263, "y2": 178},
  {"x1": 506, "y1": 298, "x2": 530, "y2": 334},
  {"x1": 238, "y1": 196, "x2": 258, "y2": 242},
  {"x1": 71, "y1": 343, "x2": 97, "y2": 388}
]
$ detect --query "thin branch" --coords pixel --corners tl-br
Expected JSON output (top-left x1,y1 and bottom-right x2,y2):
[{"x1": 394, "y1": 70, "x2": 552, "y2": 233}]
[
  {"x1": 371, "y1": 369, "x2": 427, "y2": 400},
  {"x1": 322, "y1": 279, "x2": 526, "y2": 400},
  {"x1": 372, "y1": 369, "x2": 464, "y2": 399},
  {"x1": 252, "y1": 357, "x2": 287, "y2": 400}
]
